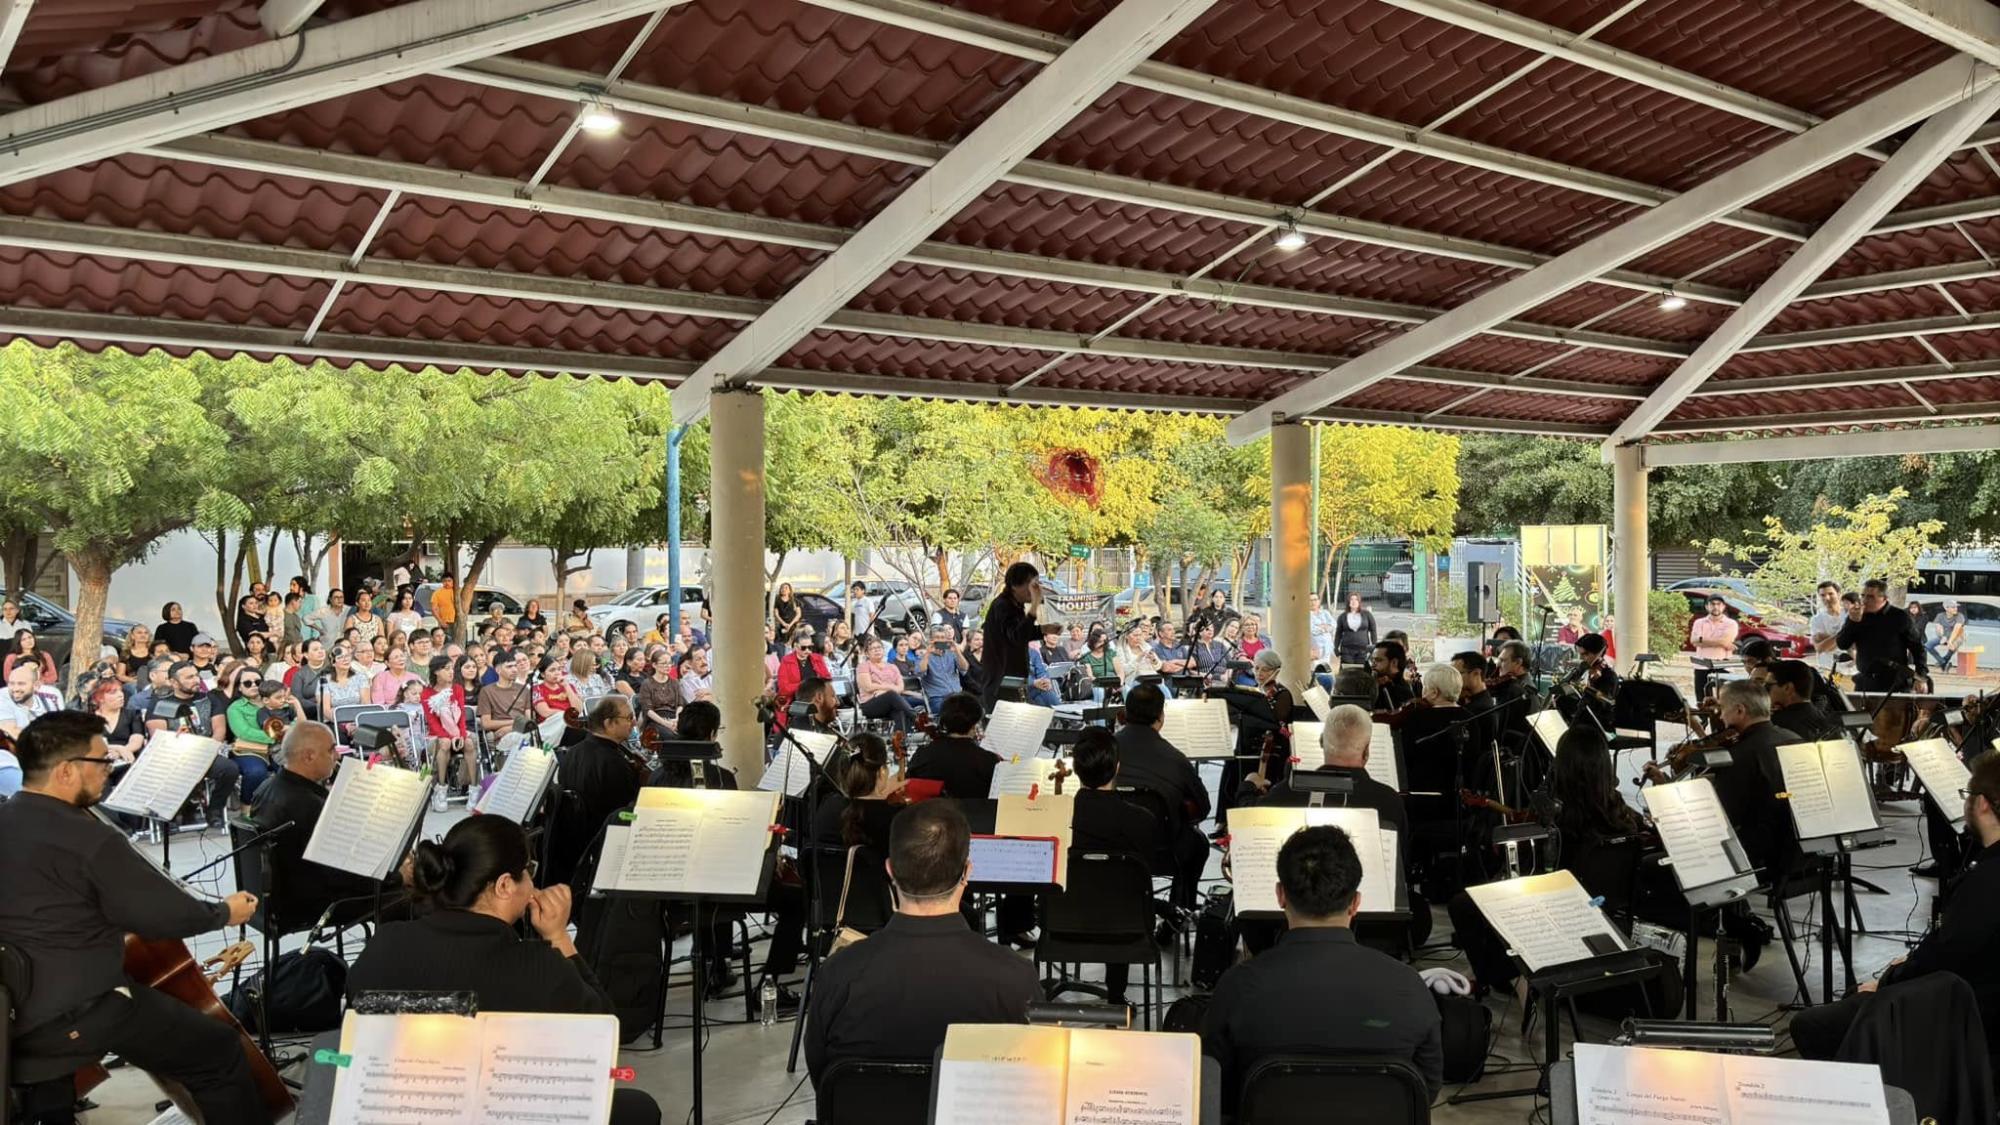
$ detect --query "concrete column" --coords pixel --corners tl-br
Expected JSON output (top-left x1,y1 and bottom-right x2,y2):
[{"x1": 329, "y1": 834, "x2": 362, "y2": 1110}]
[
  {"x1": 1611, "y1": 444, "x2": 1649, "y2": 666},
  {"x1": 708, "y1": 389, "x2": 767, "y2": 779},
  {"x1": 1269, "y1": 422, "x2": 1313, "y2": 692}
]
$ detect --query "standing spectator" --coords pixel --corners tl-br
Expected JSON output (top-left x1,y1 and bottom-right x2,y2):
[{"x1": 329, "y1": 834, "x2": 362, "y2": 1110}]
[
  {"x1": 1689, "y1": 596, "x2": 1740, "y2": 661},
  {"x1": 0, "y1": 598, "x2": 24, "y2": 649},
  {"x1": 288, "y1": 576, "x2": 317, "y2": 621},
  {"x1": 307, "y1": 588, "x2": 349, "y2": 643},
  {"x1": 3, "y1": 626, "x2": 58, "y2": 687},
  {"x1": 1332, "y1": 592, "x2": 1377, "y2": 666},
  {"x1": 1308, "y1": 592, "x2": 1336, "y2": 667},
  {"x1": 1557, "y1": 608, "x2": 1586, "y2": 646},
  {"x1": 772, "y1": 582, "x2": 803, "y2": 636},
  {"x1": 430, "y1": 576, "x2": 459, "y2": 634},
  {"x1": 280, "y1": 593, "x2": 306, "y2": 650},
  {"x1": 386, "y1": 588, "x2": 424, "y2": 639},
  {"x1": 636, "y1": 649, "x2": 682, "y2": 741},
  {"x1": 932, "y1": 588, "x2": 968, "y2": 641},
  {"x1": 518, "y1": 598, "x2": 549, "y2": 632},
  {"x1": 156, "y1": 601, "x2": 198, "y2": 657},
  {"x1": 117, "y1": 626, "x2": 155, "y2": 681}
]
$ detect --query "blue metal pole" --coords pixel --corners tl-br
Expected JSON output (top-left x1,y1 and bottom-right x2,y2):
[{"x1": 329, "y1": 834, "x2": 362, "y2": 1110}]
[{"x1": 667, "y1": 424, "x2": 688, "y2": 635}]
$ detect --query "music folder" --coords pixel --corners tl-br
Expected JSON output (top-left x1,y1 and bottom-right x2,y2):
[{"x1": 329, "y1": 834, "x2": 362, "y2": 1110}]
[
  {"x1": 594, "y1": 787, "x2": 781, "y2": 900},
  {"x1": 329, "y1": 1010, "x2": 620, "y2": 1125},
  {"x1": 100, "y1": 731, "x2": 223, "y2": 820},
  {"x1": 967, "y1": 835, "x2": 1061, "y2": 893},
  {"x1": 1571, "y1": 1042, "x2": 1890, "y2": 1125},
  {"x1": 471, "y1": 742, "x2": 556, "y2": 823},
  {"x1": 934, "y1": 1024, "x2": 1200, "y2": 1125},
  {"x1": 1159, "y1": 697, "x2": 1233, "y2": 760},
  {"x1": 1638, "y1": 778, "x2": 1756, "y2": 901}
]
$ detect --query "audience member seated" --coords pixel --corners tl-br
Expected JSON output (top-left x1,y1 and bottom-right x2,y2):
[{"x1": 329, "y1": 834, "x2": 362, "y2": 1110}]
[
  {"x1": 804, "y1": 801, "x2": 1039, "y2": 1093},
  {"x1": 246, "y1": 721, "x2": 408, "y2": 929},
  {"x1": 1792, "y1": 751, "x2": 2000, "y2": 1059},
  {"x1": 905, "y1": 693, "x2": 997, "y2": 799},
  {"x1": 1200, "y1": 825, "x2": 1443, "y2": 1106}
]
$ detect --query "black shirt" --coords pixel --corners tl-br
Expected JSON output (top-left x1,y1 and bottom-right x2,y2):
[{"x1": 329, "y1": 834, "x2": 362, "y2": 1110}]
[
  {"x1": 811, "y1": 794, "x2": 899, "y2": 855},
  {"x1": 1071, "y1": 787, "x2": 1163, "y2": 858},
  {"x1": 1835, "y1": 606, "x2": 1925, "y2": 688},
  {"x1": 1882, "y1": 838, "x2": 2000, "y2": 1044},
  {"x1": 1707, "y1": 720, "x2": 1801, "y2": 876},
  {"x1": 978, "y1": 592, "x2": 1037, "y2": 711},
  {"x1": 804, "y1": 911, "x2": 1038, "y2": 1084},
  {"x1": 1200, "y1": 927, "x2": 1443, "y2": 1103},
  {"x1": 1249, "y1": 767, "x2": 1410, "y2": 841},
  {"x1": 348, "y1": 909, "x2": 614, "y2": 1016},
  {"x1": 1114, "y1": 723, "x2": 1211, "y2": 825},
  {"x1": 155, "y1": 620, "x2": 198, "y2": 656},
  {"x1": 553, "y1": 734, "x2": 643, "y2": 885},
  {"x1": 1773, "y1": 700, "x2": 1841, "y2": 742},
  {"x1": 906, "y1": 734, "x2": 998, "y2": 799},
  {"x1": 0, "y1": 791, "x2": 230, "y2": 1031},
  {"x1": 248, "y1": 768, "x2": 396, "y2": 929}
]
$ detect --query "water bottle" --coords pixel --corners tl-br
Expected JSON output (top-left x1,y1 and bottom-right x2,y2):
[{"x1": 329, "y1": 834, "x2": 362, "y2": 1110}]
[{"x1": 759, "y1": 977, "x2": 777, "y2": 1026}]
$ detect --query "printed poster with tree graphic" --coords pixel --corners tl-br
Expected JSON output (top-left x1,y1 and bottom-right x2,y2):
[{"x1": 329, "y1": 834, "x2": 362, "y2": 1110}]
[{"x1": 1519, "y1": 525, "x2": 1607, "y2": 643}]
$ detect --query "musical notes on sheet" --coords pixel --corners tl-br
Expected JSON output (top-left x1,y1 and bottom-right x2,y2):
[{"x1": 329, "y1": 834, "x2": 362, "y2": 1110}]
[
  {"x1": 981, "y1": 702, "x2": 1056, "y2": 762},
  {"x1": 101, "y1": 731, "x2": 223, "y2": 820},
  {"x1": 1464, "y1": 870, "x2": 1625, "y2": 972},
  {"x1": 329, "y1": 1011, "x2": 620, "y2": 1125},
  {"x1": 304, "y1": 758, "x2": 429, "y2": 880},
  {"x1": 474, "y1": 746, "x2": 556, "y2": 823}
]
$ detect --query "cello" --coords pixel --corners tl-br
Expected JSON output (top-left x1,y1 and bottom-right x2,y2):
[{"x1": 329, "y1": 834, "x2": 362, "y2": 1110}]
[{"x1": 119, "y1": 935, "x2": 294, "y2": 1121}]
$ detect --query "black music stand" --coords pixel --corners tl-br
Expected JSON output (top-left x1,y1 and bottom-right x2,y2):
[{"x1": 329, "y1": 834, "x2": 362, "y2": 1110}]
[{"x1": 1451, "y1": 946, "x2": 1664, "y2": 1104}]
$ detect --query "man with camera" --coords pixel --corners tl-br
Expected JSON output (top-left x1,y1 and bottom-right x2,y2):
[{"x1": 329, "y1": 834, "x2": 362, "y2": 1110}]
[{"x1": 919, "y1": 625, "x2": 969, "y2": 714}]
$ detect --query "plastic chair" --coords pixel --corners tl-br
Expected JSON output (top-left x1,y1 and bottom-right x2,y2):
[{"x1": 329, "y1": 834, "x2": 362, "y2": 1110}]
[
  {"x1": 1037, "y1": 852, "x2": 1160, "y2": 1027},
  {"x1": 1236, "y1": 1054, "x2": 1432, "y2": 1125},
  {"x1": 811, "y1": 1058, "x2": 933, "y2": 1125}
]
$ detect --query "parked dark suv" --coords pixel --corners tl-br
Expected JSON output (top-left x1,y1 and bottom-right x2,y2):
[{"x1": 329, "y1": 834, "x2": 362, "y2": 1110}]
[{"x1": 5, "y1": 590, "x2": 142, "y2": 673}]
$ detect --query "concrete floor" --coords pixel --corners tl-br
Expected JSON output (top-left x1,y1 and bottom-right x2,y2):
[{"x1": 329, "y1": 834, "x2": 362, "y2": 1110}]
[{"x1": 84, "y1": 734, "x2": 1943, "y2": 1125}]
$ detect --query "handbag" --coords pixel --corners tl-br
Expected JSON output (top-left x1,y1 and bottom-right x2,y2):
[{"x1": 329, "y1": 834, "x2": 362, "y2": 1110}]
[
  {"x1": 226, "y1": 945, "x2": 347, "y2": 1033},
  {"x1": 828, "y1": 845, "x2": 870, "y2": 955}
]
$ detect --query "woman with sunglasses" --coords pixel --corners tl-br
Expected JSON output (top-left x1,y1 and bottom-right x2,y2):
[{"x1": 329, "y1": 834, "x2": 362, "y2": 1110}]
[
  {"x1": 345, "y1": 817, "x2": 661, "y2": 1125},
  {"x1": 222, "y1": 665, "x2": 297, "y2": 803}
]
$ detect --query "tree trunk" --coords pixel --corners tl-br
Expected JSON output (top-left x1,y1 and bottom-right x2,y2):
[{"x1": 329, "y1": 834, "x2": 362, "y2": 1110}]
[
  {"x1": 243, "y1": 527, "x2": 264, "y2": 591},
  {"x1": 932, "y1": 546, "x2": 950, "y2": 591},
  {"x1": 1, "y1": 529, "x2": 53, "y2": 601},
  {"x1": 454, "y1": 535, "x2": 503, "y2": 644},
  {"x1": 265, "y1": 527, "x2": 280, "y2": 588},
  {"x1": 66, "y1": 547, "x2": 115, "y2": 689}
]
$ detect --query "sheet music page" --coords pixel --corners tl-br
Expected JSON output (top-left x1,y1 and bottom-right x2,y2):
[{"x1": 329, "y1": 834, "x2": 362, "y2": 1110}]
[
  {"x1": 1778, "y1": 740, "x2": 1876, "y2": 840},
  {"x1": 1465, "y1": 870, "x2": 1622, "y2": 972},
  {"x1": 981, "y1": 701, "x2": 1056, "y2": 761},
  {"x1": 304, "y1": 759, "x2": 429, "y2": 880},
  {"x1": 1062, "y1": 1028, "x2": 1199, "y2": 1125},
  {"x1": 1902, "y1": 738, "x2": 1972, "y2": 827},
  {"x1": 1289, "y1": 722, "x2": 1325, "y2": 769},
  {"x1": 474, "y1": 745, "x2": 557, "y2": 823},
  {"x1": 1367, "y1": 722, "x2": 1401, "y2": 790},
  {"x1": 1301, "y1": 684, "x2": 1332, "y2": 720},
  {"x1": 101, "y1": 731, "x2": 222, "y2": 819},
  {"x1": 1226, "y1": 805, "x2": 1304, "y2": 914},
  {"x1": 995, "y1": 793, "x2": 1075, "y2": 886},
  {"x1": 472, "y1": 1012, "x2": 617, "y2": 1125},
  {"x1": 1160, "y1": 698, "x2": 1233, "y2": 760},
  {"x1": 1641, "y1": 779, "x2": 1744, "y2": 889},
  {"x1": 1303, "y1": 806, "x2": 1391, "y2": 915},
  {"x1": 330, "y1": 1011, "x2": 481, "y2": 1125},
  {"x1": 936, "y1": 1025, "x2": 1068, "y2": 1125},
  {"x1": 757, "y1": 731, "x2": 837, "y2": 796},
  {"x1": 619, "y1": 788, "x2": 779, "y2": 897},
  {"x1": 593, "y1": 826, "x2": 630, "y2": 893},
  {"x1": 1721, "y1": 1052, "x2": 1890, "y2": 1125},
  {"x1": 968, "y1": 836, "x2": 1059, "y2": 885},
  {"x1": 989, "y1": 755, "x2": 1062, "y2": 799},
  {"x1": 1814, "y1": 739, "x2": 1879, "y2": 835},
  {"x1": 1528, "y1": 709, "x2": 1568, "y2": 757},
  {"x1": 1573, "y1": 1043, "x2": 1727, "y2": 1125},
  {"x1": 537, "y1": 711, "x2": 569, "y2": 746}
]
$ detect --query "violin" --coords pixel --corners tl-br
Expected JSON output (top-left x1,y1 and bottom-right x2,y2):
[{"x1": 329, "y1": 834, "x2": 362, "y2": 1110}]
[
  {"x1": 1460, "y1": 788, "x2": 1534, "y2": 823},
  {"x1": 1639, "y1": 725, "x2": 1742, "y2": 787},
  {"x1": 122, "y1": 935, "x2": 293, "y2": 1121}
]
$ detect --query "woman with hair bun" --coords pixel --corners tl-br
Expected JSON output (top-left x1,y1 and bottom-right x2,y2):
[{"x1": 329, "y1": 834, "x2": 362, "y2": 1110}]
[{"x1": 346, "y1": 816, "x2": 661, "y2": 1124}]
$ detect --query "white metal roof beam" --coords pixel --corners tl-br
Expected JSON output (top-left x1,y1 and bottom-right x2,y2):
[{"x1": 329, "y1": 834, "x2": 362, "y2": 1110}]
[
  {"x1": 1649, "y1": 398, "x2": 2000, "y2": 434},
  {"x1": 260, "y1": 0, "x2": 328, "y2": 37},
  {"x1": 1849, "y1": 0, "x2": 2000, "y2": 66},
  {"x1": 1640, "y1": 422, "x2": 2000, "y2": 465},
  {"x1": 1742, "y1": 306, "x2": 2000, "y2": 350},
  {"x1": 1686, "y1": 357, "x2": 2000, "y2": 395},
  {"x1": 0, "y1": 0, "x2": 34, "y2": 74},
  {"x1": 1605, "y1": 84, "x2": 2000, "y2": 445},
  {"x1": 1794, "y1": 258, "x2": 2000, "y2": 301},
  {"x1": 0, "y1": 0, "x2": 674, "y2": 188},
  {"x1": 1224, "y1": 55, "x2": 1999, "y2": 445},
  {"x1": 447, "y1": 56, "x2": 1742, "y2": 307},
  {"x1": 797, "y1": 0, "x2": 1810, "y2": 243},
  {"x1": 0, "y1": 205, "x2": 1658, "y2": 400},
  {"x1": 671, "y1": 0, "x2": 1223, "y2": 422}
]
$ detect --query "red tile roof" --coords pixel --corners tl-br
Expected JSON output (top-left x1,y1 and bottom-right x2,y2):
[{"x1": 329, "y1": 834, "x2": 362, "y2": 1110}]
[{"x1": 0, "y1": 0, "x2": 1995, "y2": 443}]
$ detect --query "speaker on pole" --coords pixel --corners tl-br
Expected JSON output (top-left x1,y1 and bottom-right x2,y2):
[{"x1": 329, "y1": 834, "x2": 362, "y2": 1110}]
[{"x1": 1467, "y1": 562, "x2": 1500, "y2": 624}]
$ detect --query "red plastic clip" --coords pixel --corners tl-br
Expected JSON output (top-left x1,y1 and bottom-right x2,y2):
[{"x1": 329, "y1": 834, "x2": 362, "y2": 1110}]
[
  {"x1": 366, "y1": 753, "x2": 381, "y2": 770},
  {"x1": 1288, "y1": 756, "x2": 1300, "y2": 765},
  {"x1": 609, "y1": 1066, "x2": 636, "y2": 1082},
  {"x1": 1028, "y1": 783, "x2": 1040, "y2": 801},
  {"x1": 1216, "y1": 834, "x2": 1232, "y2": 848},
  {"x1": 768, "y1": 824, "x2": 790, "y2": 837}
]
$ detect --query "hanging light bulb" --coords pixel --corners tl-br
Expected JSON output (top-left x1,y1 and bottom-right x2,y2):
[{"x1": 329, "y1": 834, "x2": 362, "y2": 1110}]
[
  {"x1": 579, "y1": 101, "x2": 622, "y2": 136},
  {"x1": 1272, "y1": 220, "x2": 1308, "y2": 253},
  {"x1": 1658, "y1": 289, "x2": 1687, "y2": 313}
]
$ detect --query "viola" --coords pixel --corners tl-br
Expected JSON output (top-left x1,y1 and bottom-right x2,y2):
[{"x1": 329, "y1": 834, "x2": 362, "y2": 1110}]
[
  {"x1": 1639, "y1": 725, "x2": 1742, "y2": 787},
  {"x1": 122, "y1": 935, "x2": 293, "y2": 1121},
  {"x1": 1459, "y1": 787, "x2": 1533, "y2": 823}
]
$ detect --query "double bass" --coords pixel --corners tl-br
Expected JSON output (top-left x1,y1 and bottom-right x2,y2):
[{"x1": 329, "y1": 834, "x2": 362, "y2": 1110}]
[{"x1": 121, "y1": 936, "x2": 294, "y2": 1121}]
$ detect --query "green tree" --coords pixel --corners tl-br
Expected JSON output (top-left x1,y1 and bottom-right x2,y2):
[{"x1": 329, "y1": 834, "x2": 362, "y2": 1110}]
[
  {"x1": 1314, "y1": 424, "x2": 1459, "y2": 598},
  {"x1": 1700, "y1": 488, "x2": 1945, "y2": 606}
]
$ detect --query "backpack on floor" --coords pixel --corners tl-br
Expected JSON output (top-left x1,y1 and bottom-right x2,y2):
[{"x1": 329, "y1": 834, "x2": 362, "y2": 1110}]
[
  {"x1": 1435, "y1": 991, "x2": 1492, "y2": 1083},
  {"x1": 226, "y1": 946, "x2": 347, "y2": 1034},
  {"x1": 1190, "y1": 889, "x2": 1236, "y2": 992}
]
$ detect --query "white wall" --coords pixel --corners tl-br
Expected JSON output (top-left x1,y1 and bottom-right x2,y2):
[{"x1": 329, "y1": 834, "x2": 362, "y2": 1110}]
[{"x1": 86, "y1": 529, "x2": 326, "y2": 634}]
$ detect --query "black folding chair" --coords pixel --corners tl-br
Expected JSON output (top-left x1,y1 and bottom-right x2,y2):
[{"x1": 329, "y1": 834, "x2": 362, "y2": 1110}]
[
  {"x1": 1037, "y1": 852, "x2": 1160, "y2": 1027},
  {"x1": 1, "y1": 942, "x2": 104, "y2": 1125},
  {"x1": 1237, "y1": 1054, "x2": 1432, "y2": 1125},
  {"x1": 812, "y1": 1058, "x2": 932, "y2": 1125}
]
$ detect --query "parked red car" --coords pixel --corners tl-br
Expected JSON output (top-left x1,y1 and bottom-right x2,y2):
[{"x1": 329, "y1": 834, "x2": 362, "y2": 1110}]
[{"x1": 1676, "y1": 587, "x2": 1810, "y2": 657}]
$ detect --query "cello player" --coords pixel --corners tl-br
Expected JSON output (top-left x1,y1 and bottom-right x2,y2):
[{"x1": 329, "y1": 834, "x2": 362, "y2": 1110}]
[{"x1": 0, "y1": 711, "x2": 263, "y2": 1122}]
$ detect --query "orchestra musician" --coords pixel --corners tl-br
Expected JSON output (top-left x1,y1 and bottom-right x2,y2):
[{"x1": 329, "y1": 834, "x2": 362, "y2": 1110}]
[
  {"x1": 1555, "y1": 633, "x2": 1618, "y2": 731},
  {"x1": 1114, "y1": 683, "x2": 1212, "y2": 908},
  {"x1": 1450, "y1": 651, "x2": 1501, "y2": 765},
  {"x1": 247, "y1": 721, "x2": 411, "y2": 929},
  {"x1": 1767, "y1": 659, "x2": 1841, "y2": 741},
  {"x1": 1219, "y1": 651, "x2": 1294, "y2": 829},
  {"x1": 1485, "y1": 640, "x2": 1536, "y2": 742},
  {"x1": 1701, "y1": 680, "x2": 1806, "y2": 878},
  {"x1": 811, "y1": 732, "x2": 903, "y2": 855},
  {"x1": 1370, "y1": 641, "x2": 1414, "y2": 712},
  {"x1": 551, "y1": 696, "x2": 646, "y2": 891},
  {"x1": 0, "y1": 712, "x2": 264, "y2": 1122},
  {"x1": 905, "y1": 693, "x2": 997, "y2": 800}
]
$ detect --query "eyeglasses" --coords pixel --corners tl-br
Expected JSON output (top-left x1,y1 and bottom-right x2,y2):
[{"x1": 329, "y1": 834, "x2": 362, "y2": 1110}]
[{"x1": 65, "y1": 755, "x2": 119, "y2": 768}]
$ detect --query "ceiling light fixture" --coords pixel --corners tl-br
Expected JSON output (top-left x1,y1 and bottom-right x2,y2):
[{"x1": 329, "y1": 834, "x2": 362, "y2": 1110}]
[
  {"x1": 1272, "y1": 220, "x2": 1307, "y2": 253},
  {"x1": 1658, "y1": 289, "x2": 1687, "y2": 313},
  {"x1": 579, "y1": 102, "x2": 622, "y2": 136}
]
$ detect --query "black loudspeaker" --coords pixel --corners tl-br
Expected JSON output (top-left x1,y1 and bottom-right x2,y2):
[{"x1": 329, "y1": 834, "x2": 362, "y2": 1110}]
[{"x1": 1467, "y1": 562, "x2": 1500, "y2": 624}]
